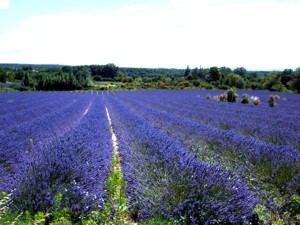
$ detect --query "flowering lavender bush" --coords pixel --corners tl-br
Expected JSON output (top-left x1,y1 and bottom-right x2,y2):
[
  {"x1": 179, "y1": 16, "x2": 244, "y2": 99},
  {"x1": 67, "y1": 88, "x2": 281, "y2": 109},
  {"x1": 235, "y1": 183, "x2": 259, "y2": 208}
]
[
  {"x1": 104, "y1": 95, "x2": 257, "y2": 224},
  {"x1": 0, "y1": 92, "x2": 112, "y2": 220},
  {"x1": 1, "y1": 89, "x2": 300, "y2": 224},
  {"x1": 107, "y1": 90, "x2": 300, "y2": 223}
]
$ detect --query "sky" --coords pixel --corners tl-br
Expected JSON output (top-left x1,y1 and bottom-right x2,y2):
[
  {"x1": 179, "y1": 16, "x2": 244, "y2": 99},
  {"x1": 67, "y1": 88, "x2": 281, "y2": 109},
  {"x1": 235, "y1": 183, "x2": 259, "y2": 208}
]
[{"x1": 0, "y1": 0, "x2": 299, "y2": 70}]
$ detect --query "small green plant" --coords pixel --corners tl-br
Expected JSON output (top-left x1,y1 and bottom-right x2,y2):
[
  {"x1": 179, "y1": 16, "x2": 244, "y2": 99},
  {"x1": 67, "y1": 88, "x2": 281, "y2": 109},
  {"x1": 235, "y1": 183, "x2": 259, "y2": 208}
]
[
  {"x1": 0, "y1": 191, "x2": 10, "y2": 217},
  {"x1": 50, "y1": 193, "x2": 71, "y2": 224},
  {"x1": 241, "y1": 94, "x2": 250, "y2": 104},
  {"x1": 253, "y1": 204, "x2": 270, "y2": 224},
  {"x1": 219, "y1": 93, "x2": 227, "y2": 101},
  {"x1": 251, "y1": 96, "x2": 260, "y2": 105},
  {"x1": 227, "y1": 88, "x2": 238, "y2": 102},
  {"x1": 206, "y1": 94, "x2": 211, "y2": 100},
  {"x1": 101, "y1": 149, "x2": 128, "y2": 224},
  {"x1": 33, "y1": 211, "x2": 49, "y2": 225},
  {"x1": 288, "y1": 195, "x2": 300, "y2": 221},
  {"x1": 268, "y1": 95, "x2": 278, "y2": 107}
]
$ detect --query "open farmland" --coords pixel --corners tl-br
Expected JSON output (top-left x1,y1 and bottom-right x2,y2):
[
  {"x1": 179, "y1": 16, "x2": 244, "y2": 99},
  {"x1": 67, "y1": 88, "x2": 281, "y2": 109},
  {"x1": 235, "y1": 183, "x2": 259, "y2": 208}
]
[{"x1": 0, "y1": 90, "x2": 300, "y2": 224}]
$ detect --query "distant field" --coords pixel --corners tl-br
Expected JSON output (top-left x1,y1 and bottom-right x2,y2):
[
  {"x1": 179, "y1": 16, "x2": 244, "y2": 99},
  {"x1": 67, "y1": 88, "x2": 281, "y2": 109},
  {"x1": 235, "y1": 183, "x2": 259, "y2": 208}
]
[{"x1": 0, "y1": 90, "x2": 300, "y2": 224}]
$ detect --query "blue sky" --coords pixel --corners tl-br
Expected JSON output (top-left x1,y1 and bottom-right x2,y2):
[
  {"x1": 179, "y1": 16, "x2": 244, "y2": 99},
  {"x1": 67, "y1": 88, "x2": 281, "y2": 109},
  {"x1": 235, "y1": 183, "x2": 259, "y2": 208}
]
[{"x1": 0, "y1": 0, "x2": 299, "y2": 70}]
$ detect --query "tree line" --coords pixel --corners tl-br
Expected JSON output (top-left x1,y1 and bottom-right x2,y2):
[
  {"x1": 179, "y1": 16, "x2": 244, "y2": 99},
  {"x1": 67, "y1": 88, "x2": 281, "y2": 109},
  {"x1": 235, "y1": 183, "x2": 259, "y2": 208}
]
[
  {"x1": 0, "y1": 64, "x2": 299, "y2": 93},
  {"x1": 182, "y1": 66, "x2": 300, "y2": 93}
]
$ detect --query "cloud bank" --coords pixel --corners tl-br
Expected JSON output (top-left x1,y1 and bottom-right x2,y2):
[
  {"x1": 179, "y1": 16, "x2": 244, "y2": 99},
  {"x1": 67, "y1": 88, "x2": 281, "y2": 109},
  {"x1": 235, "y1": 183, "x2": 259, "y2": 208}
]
[
  {"x1": 0, "y1": 0, "x2": 9, "y2": 9},
  {"x1": 0, "y1": 0, "x2": 299, "y2": 69}
]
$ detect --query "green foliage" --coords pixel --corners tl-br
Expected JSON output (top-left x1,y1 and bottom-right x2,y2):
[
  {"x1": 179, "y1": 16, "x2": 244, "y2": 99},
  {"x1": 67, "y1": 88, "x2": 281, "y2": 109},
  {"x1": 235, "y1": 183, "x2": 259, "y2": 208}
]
[
  {"x1": 177, "y1": 80, "x2": 192, "y2": 89},
  {"x1": 2, "y1": 64, "x2": 300, "y2": 92},
  {"x1": 288, "y1": 195, "x2": 300, "y2": 220},
  {"x1": 50, "y1": 193, "x2": 71, "y2": 224},
  {"x1": 101, "y1": 147, "x2": 128, "y2": 224},
  {"x1": 22, "y1": 73, "x2": 31, "y2": 87},
  {"x1": 219, "y1": 93, "x2": 227, "y2": 101},
  {"x1": 209, "y1": 66, "x2": 220, "y2": 81},
  {"x1": 268, "y1": 95, "x2": 278, "y2": 107},
  {"x1": 253, "y1": 204, "x2": 270, "y2": 224},
  {"x1": 184, "y1": 65, "x2": 191, "y2": 77},
  {"x1": 233, "y1": 67, "x2": 247, "y2": 77},
  {"x1": 251, "y1": 96, "x2": 261, "y2": 105},
  {"x1": 226, "y1": 88, "x2": 238, "y2": 102},
  {"x1": 287, "y1": 68, "x2": 300, "y2": 93},
  {"x1": 0, "y1": 70, "x2": 14, "y2": 83},
  {"x1": 224, "y1": 73, "x2": 246, "y2": 89},
  {"x1": 241, "y1": 94, "x2": 250, "y2": 104}
]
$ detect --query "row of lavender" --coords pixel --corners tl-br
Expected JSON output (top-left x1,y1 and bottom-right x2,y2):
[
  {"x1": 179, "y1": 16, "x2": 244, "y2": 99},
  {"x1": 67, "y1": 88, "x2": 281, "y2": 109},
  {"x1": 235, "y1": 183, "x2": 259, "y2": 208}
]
[
  {"x1": 0, "y1": 92, "x2": 112, "y2": 216},
  {"x1": 104, "y1": 93, "x2": 257, "y2": 224},
  {"x1": 104, "y1": 90, "x2": 300, "y2": 222},
  {"x1": 122, "y1": 90, "x2": 300, "y2": 148},
  {"x1": 1, "y1": 90, "x2": 299, "y2": 223}
]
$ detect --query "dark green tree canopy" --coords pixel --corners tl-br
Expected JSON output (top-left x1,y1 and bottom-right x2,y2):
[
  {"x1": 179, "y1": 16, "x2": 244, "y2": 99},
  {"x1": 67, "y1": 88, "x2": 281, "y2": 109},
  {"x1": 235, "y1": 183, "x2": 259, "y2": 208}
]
[{"x1": 209, "y1": 66, "x2": 220, "y2": 81}]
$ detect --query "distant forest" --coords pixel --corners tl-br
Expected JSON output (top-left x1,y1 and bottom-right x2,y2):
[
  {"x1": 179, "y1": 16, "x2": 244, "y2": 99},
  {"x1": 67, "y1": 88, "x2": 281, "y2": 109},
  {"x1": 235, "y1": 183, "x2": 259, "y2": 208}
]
[{"x1": 0, "y1": 63, "x2": 299, "y2": 92}]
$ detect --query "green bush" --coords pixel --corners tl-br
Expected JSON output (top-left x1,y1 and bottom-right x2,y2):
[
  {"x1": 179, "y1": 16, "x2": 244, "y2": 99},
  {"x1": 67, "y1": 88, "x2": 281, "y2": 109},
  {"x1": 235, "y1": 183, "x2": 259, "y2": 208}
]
[
  {"x1": 268, "y1": 95, "x2": 278, "y2": 107},
  {"x1": 219, "y1": 93, "x2": 227, "y2": 101},
  {"x1": 289, "y1": 195, "x2": 300, "y2": 221},
  {"x1": 227, "y1": 88, "x2": 238, "y2": 102},
  {"x1": 251, "y1": 96, "x2": 260, "y2": 105},
  {"x1": 241, "y1": 94, "x2": 250, "y2": 104}
]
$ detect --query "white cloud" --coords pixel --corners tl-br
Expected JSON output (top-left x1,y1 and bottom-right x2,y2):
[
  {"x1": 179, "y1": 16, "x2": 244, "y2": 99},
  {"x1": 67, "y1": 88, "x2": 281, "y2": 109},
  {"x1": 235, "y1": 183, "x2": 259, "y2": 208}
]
[
  {"x1": 0, "y1": 0, "x2": 299, "y2": 69},
  {"x1": 115, "y1": 3, "x2": 152, "y2": 14},
  {"x1": 0, "y1": 0, "x2": 9, "y2": 9}
]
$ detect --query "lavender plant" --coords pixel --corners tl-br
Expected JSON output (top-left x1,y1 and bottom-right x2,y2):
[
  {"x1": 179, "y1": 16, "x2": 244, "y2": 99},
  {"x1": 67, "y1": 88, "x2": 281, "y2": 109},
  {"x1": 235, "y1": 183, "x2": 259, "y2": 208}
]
[{"x1": 104, "y1": 96, "x2": 257, "y2": 224}]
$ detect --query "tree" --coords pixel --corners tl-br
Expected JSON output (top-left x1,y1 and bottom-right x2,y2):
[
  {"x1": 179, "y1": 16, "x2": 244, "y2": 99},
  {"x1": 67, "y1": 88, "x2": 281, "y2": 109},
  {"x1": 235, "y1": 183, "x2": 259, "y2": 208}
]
[
  {"x1": 281, "y1": 69, "x2": 293, "y2": 86},
  {"x1": 191, "y1": 67, "x2": 199, "y2": 80},
  {"x1": 262, "y1": 71, "x2": 285, "y2": 92},
  {"x1": 219, "y1": 66, "x2": 232, "y2": 79},
  {"x1": 224, "y1": 73, "x2": 246, "y2": 89},
  {"x1": 100, "y1": 64, "x2": 118, "y2": 79},
  {"x1": 0, "y1": 70, "x2": 14, "y2": 83},
  {"x1": 233, "y1": 67, "x2": 247, "y2": 77},
  {"x1": 209, "y1": 66, "x2": 220, "y2": 81},
  {"x1": 287, "y1": 68, "x2": 300, "y2": 93},
  {"x1": 15, "y1": 70, "x2": 26, "y2": 80},
  {"x1": 184, "y1": 65, "x2": 191, "y2": 77},
  {"x1": 23, "y1": 73, "x2": 31, "y2": 86},
  {"x1": 84, "y1": 76, "x2": 94, "y2": 88},
  {"x1": 198, "y1": 66, "x2": 206, "y2": 80}
]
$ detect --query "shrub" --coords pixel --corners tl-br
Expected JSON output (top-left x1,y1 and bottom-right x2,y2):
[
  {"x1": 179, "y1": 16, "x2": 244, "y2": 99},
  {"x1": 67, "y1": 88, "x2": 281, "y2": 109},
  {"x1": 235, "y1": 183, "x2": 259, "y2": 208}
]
[
  {"x1": 253, "y1": 98, "x2": 260, "y2": 105},
  {"x1": 241, "y1": 94, "x2": 250, "y2": 104},
  {"x1": 288, "y1": 195, "x2": 300, "y2": 221},
  {"x1": 251, "y1": 96, "x2": 260, "y2": 105},
  {"x1": 268, "y1": 95, "x2": 277, "y2": 107},
  {"x1": 227, "y1": 88, "x2": 238, "y2": 102},
  {"x1": 219, "y1": 93, "x2": 227, "y2": 101}
]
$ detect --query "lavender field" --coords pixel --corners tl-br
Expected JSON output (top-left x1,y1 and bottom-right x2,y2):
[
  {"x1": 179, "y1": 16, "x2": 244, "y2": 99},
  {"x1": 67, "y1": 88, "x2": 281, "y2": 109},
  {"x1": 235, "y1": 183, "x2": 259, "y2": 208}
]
[{"x1": 1, "y1": 90, "x2": 300, "y2": 224}]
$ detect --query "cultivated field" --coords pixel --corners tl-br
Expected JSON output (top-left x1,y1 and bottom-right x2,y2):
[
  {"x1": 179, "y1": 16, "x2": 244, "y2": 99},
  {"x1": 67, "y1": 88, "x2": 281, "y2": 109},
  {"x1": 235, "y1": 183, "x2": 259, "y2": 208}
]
[{"x1": 0, "y1": 90, "x2": 300, "y2": 224}]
